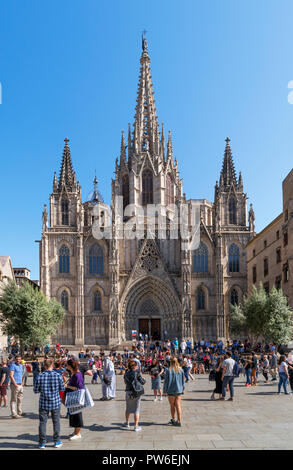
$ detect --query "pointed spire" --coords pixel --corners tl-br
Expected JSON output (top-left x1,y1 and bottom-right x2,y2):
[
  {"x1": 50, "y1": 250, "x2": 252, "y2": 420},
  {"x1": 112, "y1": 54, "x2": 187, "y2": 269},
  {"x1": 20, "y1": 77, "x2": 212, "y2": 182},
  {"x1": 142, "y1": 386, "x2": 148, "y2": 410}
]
[
  {"x1": 120, "y1": 130, "x2": 127, "y2": 165},
  {"x1": 133, "y1": 35, "x2": 158, "y2": 155},
  {"x1": 128, "y1": 123, "x2": 132, "y2": 156},
  {"x1": 219, "y1": 137, "x2": 237, "y2": 188},
  {"x1": 91, "y1": 172, "x2": 104, "y2": 203},
  {"x1": 58, "y1": 138, "x2": 76, "y2": 191},
  {"x1": 160, "y1": 122, "x2": 165, "y2": 160},
  {"x1": 238, "y1": 171, "x2": 243, "y2": 190},
  {"x1": 53, "y1": 172, "x2": 58, "y2": 192},
  {"x1": 166, "y1": 130, "x2": 173, "y2": 161}
]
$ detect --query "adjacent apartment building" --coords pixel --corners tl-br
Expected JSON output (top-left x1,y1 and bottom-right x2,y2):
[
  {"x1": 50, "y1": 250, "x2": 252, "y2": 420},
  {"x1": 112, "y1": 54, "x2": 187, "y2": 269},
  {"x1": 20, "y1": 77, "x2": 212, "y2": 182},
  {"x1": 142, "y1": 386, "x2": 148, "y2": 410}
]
[
  {"x1": 0, "y1": 256, "x2": 15, "y2": 350},
  {"x1": 247, "y1": 169, "x2": 293, "y2": 308}
]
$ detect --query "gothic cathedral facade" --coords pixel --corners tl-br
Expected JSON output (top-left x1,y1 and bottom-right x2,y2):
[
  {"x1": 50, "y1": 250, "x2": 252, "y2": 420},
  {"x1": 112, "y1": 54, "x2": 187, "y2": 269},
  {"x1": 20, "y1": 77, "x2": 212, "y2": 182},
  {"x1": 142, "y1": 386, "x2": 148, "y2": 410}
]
[{"x1": 40, "y1": 39, "x2": 255, "y2": 346}]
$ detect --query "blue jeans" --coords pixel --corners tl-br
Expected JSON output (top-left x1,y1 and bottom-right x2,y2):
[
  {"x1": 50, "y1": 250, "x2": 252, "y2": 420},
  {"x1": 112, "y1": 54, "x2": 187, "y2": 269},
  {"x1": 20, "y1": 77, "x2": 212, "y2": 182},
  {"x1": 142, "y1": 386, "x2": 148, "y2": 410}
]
[
  {"x1": 245, "y1": 369, "x2": 252, "y2": 385},
  {"x1": 278, "y1": 372, "x2": 289, "y2": 394},
  {"x1": 222, "y1": 376, "x2": 234, "y2": 398},
  {"x1": 39, "y1": 407, "x2": 61, "y2": 444}
]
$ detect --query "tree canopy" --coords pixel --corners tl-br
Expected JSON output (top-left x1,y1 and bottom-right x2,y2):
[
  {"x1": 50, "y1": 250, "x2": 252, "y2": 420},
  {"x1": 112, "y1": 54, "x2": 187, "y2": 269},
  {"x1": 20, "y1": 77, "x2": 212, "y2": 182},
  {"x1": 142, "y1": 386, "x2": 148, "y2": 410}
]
[
  {"x1": 0, "y1": 280, "x2": 66, "y2": 351},
  {"x1": 229, "y1": 283, "x2": 293, "y2": 344}
]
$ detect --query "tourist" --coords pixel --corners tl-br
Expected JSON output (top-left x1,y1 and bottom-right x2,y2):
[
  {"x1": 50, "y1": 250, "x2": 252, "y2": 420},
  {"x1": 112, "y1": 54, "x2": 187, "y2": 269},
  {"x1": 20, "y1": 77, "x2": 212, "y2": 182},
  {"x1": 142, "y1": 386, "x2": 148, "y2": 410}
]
[
  {"x1": 0, "y1": 359, "x2": 10, "y2": 408},
  {"x1": 22, "y1": 360, "x2": 29, "y2": 386},
  {"x1": 54, "y1": 360, "x2": 68, "y2": 418},
  {"x1": 78, "y1": 347, "x2": 85, "y2": 359},
  {"x1": 9, "y1": 355, "x2": 24, "y2": 419},
  {"x1": 149, "y1": 357, "x2": 164, "y2": 401},
  {"x1": 277, "y1": 355, "x2": 290, "y2": 395},
  {"x1": 287, "y1": 354, "x2": 293, "y2": 393},
  {"x1": 101, "y1": 355, "x2": 116, "y2": 401},
  {"x1": 65, "y1": 358, "x2": 85, "y2": 440},
  {"x1": 210, "y1": 356, "x2": 224, "y2": 400},
  {"x1": 219, "y1": 351, "x2": 235, "y2": 401},
  {"x1": 163, "y1": 357, "x2": 185, "y2": 427},
  {"x1": 31, "y1": 357, "x2": 41, "y2": 388},
  {"x1": 244, "y1": 356, "x2": 253, "y2": 387},
  {"x1": 123, "y1": 360, "x2": 146, "y2": 431},
  {"x1": 251, "y1": 352, "x2": 259, "y2": 386},
  {"x1": 269, "y1": 351, "x2": 278, "y2": 381},
  {"x1": 34, "y1": 358, "x2": 65, "y2": 449},
  {"x1": 262, "y1": 355, "x2": 269, "y2": 383},
  {"x1": 180, "y1": 340, "x2": 187, "y2": 355}
]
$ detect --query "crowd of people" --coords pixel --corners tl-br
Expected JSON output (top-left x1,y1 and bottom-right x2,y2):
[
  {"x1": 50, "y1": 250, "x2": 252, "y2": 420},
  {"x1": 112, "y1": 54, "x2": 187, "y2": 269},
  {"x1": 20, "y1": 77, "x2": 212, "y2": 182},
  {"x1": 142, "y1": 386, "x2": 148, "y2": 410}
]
[{"x1": 0, "y1": 337, "x2": 293, "y2": 449}]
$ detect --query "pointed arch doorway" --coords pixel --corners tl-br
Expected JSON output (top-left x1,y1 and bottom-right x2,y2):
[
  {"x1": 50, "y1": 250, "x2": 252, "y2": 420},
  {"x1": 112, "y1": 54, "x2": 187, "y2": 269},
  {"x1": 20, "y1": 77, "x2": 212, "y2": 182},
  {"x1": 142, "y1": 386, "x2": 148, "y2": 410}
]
[
  {"x1": 138, "y1": 299, "x2": 161, "y2": 340},
  {"x1": 122, "y1": 276, "x2": 181, "y2": 341}
]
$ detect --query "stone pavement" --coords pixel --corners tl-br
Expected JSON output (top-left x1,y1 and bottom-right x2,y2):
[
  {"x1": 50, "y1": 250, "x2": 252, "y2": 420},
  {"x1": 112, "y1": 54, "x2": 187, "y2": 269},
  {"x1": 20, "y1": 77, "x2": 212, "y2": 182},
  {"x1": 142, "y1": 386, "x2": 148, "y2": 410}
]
[{"x1": 0, "y1": 372, "x2": 292, "y2": 450}]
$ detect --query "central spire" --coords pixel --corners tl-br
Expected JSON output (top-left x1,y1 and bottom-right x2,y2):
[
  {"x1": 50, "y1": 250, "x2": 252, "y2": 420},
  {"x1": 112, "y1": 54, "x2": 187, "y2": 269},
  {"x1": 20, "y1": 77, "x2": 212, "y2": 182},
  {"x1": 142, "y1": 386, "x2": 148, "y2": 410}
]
[
  {"x1": 133, "y1": 35, "x2": 159, "y2": 156},
  {"x1": 220, "y1": 137, "x2": 237, "y2": 188},
  {"x1": 58, "y1": 137, "x2": 76, "y2": 191}
]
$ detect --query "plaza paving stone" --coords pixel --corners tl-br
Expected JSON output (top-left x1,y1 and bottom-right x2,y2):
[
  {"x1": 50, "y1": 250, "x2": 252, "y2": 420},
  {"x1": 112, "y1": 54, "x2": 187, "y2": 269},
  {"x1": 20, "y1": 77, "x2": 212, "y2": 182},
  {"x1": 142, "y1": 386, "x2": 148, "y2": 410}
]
[{"x1": 0, "y1": 373, "x2": 292, "y2": 450}]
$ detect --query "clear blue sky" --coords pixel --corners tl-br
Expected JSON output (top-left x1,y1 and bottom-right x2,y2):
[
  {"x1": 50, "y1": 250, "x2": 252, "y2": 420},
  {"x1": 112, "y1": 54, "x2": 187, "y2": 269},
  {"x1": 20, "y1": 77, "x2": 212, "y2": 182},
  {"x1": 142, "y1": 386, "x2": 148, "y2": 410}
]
[{"x1": 1, "y1": 0, "x2": 293, "y2": 280}]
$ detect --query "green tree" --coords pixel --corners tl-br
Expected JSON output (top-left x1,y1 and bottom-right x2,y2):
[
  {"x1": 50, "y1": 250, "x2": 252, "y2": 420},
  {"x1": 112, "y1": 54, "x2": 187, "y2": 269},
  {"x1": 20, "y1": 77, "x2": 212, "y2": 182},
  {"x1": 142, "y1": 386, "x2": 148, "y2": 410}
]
[
  {"x1": 0, "y1": 280, "x2": 66, "y2": 353},
  {"x1": 264, "y1": 287, "x2": 293, "y2": 344},
  {"x1": 229, "y1": 283, "x2": 293, "y2": 345},
  {"x1": 230, "y1": 284, "x2": 267, "y2": 343}
]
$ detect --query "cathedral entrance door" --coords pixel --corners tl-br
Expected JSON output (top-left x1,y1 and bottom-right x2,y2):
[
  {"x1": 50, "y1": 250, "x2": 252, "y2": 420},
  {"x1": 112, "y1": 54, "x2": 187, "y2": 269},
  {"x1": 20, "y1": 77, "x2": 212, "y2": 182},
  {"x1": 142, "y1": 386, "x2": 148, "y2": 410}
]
[
  {"x1": 139, "y1": 318, "x2": 149, "y2": 337},
  {"x1": 151, "y1": 319, "x2": 161, "y2": 340}
]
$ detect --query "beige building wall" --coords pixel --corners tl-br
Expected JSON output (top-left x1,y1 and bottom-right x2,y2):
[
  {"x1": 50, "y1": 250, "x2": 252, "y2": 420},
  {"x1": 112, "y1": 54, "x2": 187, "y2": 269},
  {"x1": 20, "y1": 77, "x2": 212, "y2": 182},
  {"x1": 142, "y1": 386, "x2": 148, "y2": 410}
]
[
  {"x1": 247, "y1": 168, "x2": 293, "y2": 310},
  {"x1": 0, "y1": 256, "x2": 15, "y2": 350},
  {"x1": 247, "y1": 214, "x2": 283, "y2": 294}
]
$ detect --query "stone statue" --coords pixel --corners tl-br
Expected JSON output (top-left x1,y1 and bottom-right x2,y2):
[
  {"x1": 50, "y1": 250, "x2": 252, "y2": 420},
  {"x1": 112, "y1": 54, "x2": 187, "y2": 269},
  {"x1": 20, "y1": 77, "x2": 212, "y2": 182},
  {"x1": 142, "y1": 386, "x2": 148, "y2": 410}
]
[
  {"x1": 249, "y1": 203, "x2": 255, "y2": 232},
  {"x1": 42, "y1": 204, "x2": 48, "y2": 231}
]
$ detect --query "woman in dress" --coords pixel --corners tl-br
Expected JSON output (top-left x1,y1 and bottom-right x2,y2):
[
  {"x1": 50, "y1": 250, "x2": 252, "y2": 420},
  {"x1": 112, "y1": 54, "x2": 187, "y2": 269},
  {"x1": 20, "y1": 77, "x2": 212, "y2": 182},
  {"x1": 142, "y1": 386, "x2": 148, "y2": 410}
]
[
  {"x1": 123, "y1": 360, "x2": 146, "y2": 431},
  {"x1": 210, "y1": 356, "x2": 224, "y2": 400},
  {"x1": 163, "y1": 357, "x2": 185, "y2": 427},
  {"x1": 149, "y1": 357, "x2": 164, "y2": 401},
  {"x1": 101, "y1": 355, "x2": 116, "y2": 401},
  {"x1": 65, "y1": 359, "x2": 84, "y2": 440}
]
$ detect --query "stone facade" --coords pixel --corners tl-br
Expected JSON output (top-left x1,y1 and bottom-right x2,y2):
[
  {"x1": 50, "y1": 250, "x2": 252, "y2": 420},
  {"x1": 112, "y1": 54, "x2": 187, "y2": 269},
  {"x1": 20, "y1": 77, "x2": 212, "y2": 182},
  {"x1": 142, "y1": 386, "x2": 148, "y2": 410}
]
[
  {"x1": 0, "y1": 256, "x2": 15, "y2": 349},
  {"x1": 40, "y1": 38, "x2": 254, "y2": 346},
  {"x1": 247, "y1": 168, "x2": 293, "y2": 308}
]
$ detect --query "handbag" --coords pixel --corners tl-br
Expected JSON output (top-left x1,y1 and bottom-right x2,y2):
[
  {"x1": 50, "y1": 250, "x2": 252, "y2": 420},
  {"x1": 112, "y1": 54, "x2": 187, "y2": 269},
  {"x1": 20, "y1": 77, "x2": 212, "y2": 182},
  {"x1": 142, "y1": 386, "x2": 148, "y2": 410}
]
[
  {"x1": 67, "y1": 387, "x2": 94, "y2": 415},
  {"x1": 65, "y1": 388, "x2": 85, "y2": 408},
  {"x1": 103, "y1": 376, "x2": 112, "y2": 386}
]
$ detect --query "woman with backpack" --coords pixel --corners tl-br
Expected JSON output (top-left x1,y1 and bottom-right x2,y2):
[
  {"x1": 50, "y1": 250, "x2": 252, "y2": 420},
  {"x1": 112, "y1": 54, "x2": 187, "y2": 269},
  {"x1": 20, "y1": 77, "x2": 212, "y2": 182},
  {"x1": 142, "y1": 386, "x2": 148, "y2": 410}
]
[
  {"x1": 163, "y1": 357, "x2": 185, "y2": 427},
  {"x1": 123, "y1": 360, "x2": 146, "y2": 431}
]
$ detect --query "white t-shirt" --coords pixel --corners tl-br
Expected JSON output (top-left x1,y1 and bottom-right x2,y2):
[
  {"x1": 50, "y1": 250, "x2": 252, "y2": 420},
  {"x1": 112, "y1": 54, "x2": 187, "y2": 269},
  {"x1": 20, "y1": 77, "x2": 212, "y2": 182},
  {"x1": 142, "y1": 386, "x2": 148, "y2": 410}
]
[
  {"x1": 279, "y1": 361, "x2": 288, "y2": 374},
  {"x1": 223, "y1": 358, "x2": 235, "y2": 376}
]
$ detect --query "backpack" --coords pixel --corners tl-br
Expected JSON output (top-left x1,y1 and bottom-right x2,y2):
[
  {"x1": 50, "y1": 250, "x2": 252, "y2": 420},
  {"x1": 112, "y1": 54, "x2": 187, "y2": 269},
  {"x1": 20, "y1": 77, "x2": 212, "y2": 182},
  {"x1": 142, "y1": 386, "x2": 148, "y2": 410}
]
[
  {"x1": 126, "y1": 372, "x2": 145, "y2": 398},
  {"x1": 233, "y1": 362, "x2": 241, "y2": 377}
]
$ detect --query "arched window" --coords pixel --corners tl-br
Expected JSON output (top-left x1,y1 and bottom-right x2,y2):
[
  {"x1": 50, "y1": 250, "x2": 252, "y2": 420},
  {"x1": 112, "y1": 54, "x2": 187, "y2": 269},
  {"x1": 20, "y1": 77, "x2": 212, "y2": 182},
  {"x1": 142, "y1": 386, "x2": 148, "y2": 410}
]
[
  {"x1": 166, "y1": 173, "x2": 174, "y2": 205},
  {"x1": 197, "y1": 288, "x2": 206, "y2": 310},
  {"x1": 59, "y1": 245, "x2": 70, "y2": 274},
  {"x1": 61, "y1": 199, "x2": 69, "y2": 225},
  {"x1": 142, "y1": 170, "x2": 153, "y2": 205},
  {"x1": 229, "y1": 243, "x2": 240, "y2": 273},
  {"x1": 230, "y1": 288, "x2": 239, "y2": 306},
  {"x1": 122, "y1": 174, "x2": 129, "y2": 211},
  {"x1": 89, "y1": 244, "x2": 104, "y2": 274},
  {"x1": 229, "y1": 197, "x2": 237, "y2": 225},
  {"x1": 93, "y1": 291, "x2": 102, "y2": 311},
  {"x1": 61, "y1": 290, "x2": 69, "y2": 311},
  {"x1": 193, "y1": 242, "x2": 209, "y2": 273}
]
